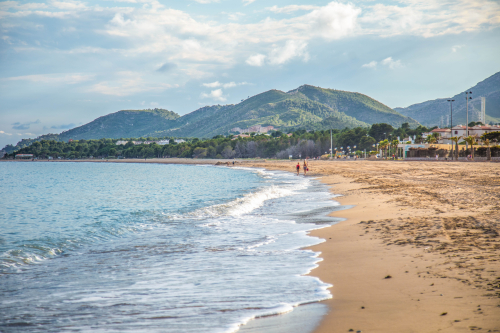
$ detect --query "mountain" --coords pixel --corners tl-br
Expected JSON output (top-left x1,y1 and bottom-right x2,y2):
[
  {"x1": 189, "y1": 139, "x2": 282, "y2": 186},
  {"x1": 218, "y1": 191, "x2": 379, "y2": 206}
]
[
  {"x1": 395, "y1": 72, "x2": 500, "y2": 127},
  {"x1": 56, "y1": 109, "x2": 180, "y2": 141},
  {"x1": 3, "y1": 85, "x2": 419, "y2": 151}
]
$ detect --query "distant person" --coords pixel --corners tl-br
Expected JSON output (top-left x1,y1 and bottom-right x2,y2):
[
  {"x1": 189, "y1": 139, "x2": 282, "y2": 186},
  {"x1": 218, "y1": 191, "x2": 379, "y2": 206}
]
[
  {"x1": 232, "y1": 161, "x2": 235, "y2": 166},
  {"x1": 435, "y1": 154, "x2": 439, "y2": 161},
  {"x1": 303, "y1": 159, "x2": 308, "y2": 176},
  {"x1": 296, "y1": 162, "x2": 300, "y2": 176}
]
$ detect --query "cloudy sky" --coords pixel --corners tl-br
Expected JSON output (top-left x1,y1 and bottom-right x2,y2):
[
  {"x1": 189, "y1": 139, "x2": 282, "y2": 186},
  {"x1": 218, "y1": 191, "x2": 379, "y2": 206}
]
[{"x1": 1, "y1": 0, "x2": 500, "y2": 147}]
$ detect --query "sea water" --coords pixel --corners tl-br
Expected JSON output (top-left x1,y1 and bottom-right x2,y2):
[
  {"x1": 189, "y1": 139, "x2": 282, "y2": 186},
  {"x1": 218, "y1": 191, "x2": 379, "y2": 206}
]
[{"x1": 0, "y1": 162, "x2": 341, "y2": 332}]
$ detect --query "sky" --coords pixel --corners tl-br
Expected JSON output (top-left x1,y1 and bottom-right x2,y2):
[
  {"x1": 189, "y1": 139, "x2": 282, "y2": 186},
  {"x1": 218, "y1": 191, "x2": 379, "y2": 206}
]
[{"x1": 1, "y1": 0, "x2": 500, "y2": 148}]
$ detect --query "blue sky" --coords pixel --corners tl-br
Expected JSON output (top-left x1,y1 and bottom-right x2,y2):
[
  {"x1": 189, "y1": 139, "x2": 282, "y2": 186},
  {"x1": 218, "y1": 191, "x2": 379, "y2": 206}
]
[{"x1": 1, "y1": 0, "x2": 500, "y2": 147}]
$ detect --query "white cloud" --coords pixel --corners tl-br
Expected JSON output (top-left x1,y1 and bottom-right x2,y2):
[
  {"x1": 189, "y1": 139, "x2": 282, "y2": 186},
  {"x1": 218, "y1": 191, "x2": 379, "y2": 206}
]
[
  {"x1": 0, "y1": 131, "x2": 13, "y2": 136},
  {"x1": 201, "y1": 89, "x2": 226, "y2": 102},
  {"x1": 193, "y1": 0, "x2": 220, "y2": 3},
  {"x1": 360, "y1": 0, "x2": 500, "y2": 38},
  {"x1": 362, "y1": 61, "x2": 377, "y2": 68},
  {"x1": 202, "y1": 81, "x2": 221, "y2": 88},
  {"x1": 246, "y1": 54, "x2": 266, "y2": 67},
  {"x1": 362, "y1": 57, "x2": 402, "y2": 69},
  {"x1": 224, "y1": 12, "x2": 244, "y2": 21},
  {"x1": 452, "y1": 44, "x2": 465, "y2": 52},
  {"x1": 381, "y1": 56, "x2": 402, "y2": 69},
  {"x1": 202, "y1": 81, "x2": 248, "y2": 88},
  {"x1": 305, "y1": 2, "x2": 361, "y2": 39},
  {"x1": 6, "y1": 73, "x2": 94, "y2": 84},
  {"x1": 242, "y1": 0, "x2": 256, "y2": 6},
  {"x1": 268, "y1": 40, "x2": 309, "y2": 65},
  {"x1": 89, "y1": 72, "x2": 176, "y2": 96},
  {"x1": 266, "y1": 5, "x2": 319, "y2": 14},
  {"x1": 49, "y1": 0, "x2": 87, "y2": 10}
]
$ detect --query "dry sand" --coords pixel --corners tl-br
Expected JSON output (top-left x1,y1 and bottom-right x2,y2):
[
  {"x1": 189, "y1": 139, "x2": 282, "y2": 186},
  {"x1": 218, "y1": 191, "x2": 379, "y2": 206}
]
[
  {"x1": 10, "y1": 158, "x2": 500, "y2": 331},
  {"x1": 240, "y1": 159, "x2": 500, "y2": 333}
]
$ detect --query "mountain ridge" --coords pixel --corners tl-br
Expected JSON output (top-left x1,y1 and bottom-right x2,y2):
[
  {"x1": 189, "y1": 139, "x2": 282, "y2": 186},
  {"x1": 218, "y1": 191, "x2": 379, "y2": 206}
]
[{"x1": 3, "y1": 85, "x2": 419, "y2": 151}]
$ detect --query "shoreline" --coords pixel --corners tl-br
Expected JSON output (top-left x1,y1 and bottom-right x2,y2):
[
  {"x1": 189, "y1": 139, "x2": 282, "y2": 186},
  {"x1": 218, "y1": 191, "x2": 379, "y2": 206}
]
[
  {"x1": 5, "y1": 158, "x2": 500, "y2": 332},
  {"x1": 241, "y1": 159, "x2": 500, "y2": 333}
]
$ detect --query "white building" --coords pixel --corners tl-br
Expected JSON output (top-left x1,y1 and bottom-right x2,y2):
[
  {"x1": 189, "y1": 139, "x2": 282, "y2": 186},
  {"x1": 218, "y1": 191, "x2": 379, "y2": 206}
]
[
  {"x1": 231, "y1": 125, "x2": 275, "y2": 134},
  {"x1": 450, "y1": 125, "x2": 500, "y2": 142}
]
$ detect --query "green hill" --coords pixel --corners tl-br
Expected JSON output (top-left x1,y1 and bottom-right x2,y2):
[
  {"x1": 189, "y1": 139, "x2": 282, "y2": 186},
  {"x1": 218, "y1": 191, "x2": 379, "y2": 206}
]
[
  {"x1": 56, "y1": 109, "x2": 180, "y2": 141},
  {"x1": 293, "y1": 85, "x2": 419, "y2": 127},
  {"x1": 159, "y1": 88, "x2": 371, "y2": 138},
  {"x1": 395, "y1": 71, "x2": 500, "y2": 126}
]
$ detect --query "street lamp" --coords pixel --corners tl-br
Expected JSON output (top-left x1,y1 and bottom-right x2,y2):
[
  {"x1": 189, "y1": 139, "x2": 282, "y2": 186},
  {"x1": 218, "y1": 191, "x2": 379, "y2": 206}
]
[
  {"x1": 465, "y1": 91, "x2": 472, "y2": 152},
  {"x1": 447, "y1": 99, "x2": 455, "y2": 160},
  {"x1": 466, "y1": 91, "x2": 472, "y2": 137}
]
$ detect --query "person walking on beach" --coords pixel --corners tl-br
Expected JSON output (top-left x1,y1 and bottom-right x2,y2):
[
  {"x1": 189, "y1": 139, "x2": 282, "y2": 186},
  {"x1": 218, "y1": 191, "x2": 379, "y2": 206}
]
[
  {"x1": 303, "y1": 159, "x2": 308, "y2": 176},
  {"x1": 296, "y1": 162, "x2": 300, "y2": 176}
]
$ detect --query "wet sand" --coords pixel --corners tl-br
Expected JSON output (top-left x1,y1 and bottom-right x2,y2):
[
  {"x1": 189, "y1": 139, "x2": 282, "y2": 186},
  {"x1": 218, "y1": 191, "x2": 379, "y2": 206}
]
[{"x1": 240, "y1": 159, "x2": 500, "y2": 333}]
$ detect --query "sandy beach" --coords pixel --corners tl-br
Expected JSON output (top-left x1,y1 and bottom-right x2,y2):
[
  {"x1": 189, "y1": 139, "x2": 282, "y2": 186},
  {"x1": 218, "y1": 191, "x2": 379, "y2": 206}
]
[
  {"x1": 239, "y1": 159, "x2": 500, "y2": 333},
  {"x1": 7, "y1": 158, "x2": 500, "y2": 332}
]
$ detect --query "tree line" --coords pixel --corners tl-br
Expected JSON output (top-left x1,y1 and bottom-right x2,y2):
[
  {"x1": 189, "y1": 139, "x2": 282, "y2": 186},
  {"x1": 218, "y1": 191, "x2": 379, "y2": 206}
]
[{"x1": 3, "y1": 123, "x2": 434, "y2": 160}]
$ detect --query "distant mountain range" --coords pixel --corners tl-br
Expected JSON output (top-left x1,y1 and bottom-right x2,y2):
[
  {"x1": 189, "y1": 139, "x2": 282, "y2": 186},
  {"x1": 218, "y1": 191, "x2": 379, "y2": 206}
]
[
  {"x1": 395, "y1": 71, "x2": 500, "y2": 127},
  {"x1": 3, "y1": 85, "x2": 418, "y2": 151}
]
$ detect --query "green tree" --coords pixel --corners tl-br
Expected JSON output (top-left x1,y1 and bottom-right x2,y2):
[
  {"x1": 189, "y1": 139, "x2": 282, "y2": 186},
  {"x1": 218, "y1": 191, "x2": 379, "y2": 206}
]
[
  {"x1": 369, "y1": 123, "x2": 393, "y2": 142},
  {"x1": 192, "y1": 147, "x2": 208, "y2": 158}
]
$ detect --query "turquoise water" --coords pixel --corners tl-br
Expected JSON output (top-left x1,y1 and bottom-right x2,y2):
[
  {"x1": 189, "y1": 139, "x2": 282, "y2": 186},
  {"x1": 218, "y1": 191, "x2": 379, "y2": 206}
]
[{"x1": 0, "y1": 162, "x2": 340, "y2": 332}]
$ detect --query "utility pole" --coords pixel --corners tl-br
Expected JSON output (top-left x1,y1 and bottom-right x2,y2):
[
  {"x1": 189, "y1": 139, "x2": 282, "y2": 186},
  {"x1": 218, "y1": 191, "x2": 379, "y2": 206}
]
[
  {"x1": 466, "y1": 91, "x2": 472, "y2": 150},
  {"x1": 447, "y1": 99, "x2": 454, "y2": 160},
  {"x1": 330, "y1": 129, "x2": 333, "y2": 159}
]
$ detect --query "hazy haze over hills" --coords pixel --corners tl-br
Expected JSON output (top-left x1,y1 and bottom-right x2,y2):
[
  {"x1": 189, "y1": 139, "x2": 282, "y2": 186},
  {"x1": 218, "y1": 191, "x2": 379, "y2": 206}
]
[{"x1": 395, "y1": 71, "x2": 500, "y2": 127}]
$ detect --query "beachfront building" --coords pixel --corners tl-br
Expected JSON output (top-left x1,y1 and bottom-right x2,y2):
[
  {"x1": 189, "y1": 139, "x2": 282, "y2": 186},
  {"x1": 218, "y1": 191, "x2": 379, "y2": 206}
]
[
  {"x1": 451, "y1": 125, "x2": 500, "y2": 142},
  {"x1": 422, "y1": 125, "x2": 500, "y2": 144}
]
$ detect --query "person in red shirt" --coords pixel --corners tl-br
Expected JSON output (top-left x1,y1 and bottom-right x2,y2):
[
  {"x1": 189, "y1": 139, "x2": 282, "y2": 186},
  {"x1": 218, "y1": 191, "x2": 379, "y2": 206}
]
[{"x1": 296, "y1": 162, "x2": 300, "y2": 176}]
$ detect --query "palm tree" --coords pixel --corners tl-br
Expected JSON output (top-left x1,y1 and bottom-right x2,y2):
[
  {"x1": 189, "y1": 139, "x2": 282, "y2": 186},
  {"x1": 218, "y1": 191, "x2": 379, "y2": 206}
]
[
  {"x1": 463, "y1": 135, "x2": 477, "y2": 160},
  {"x1": 426, "y1": 135, "x2": 437, "y2": 144},
  {"x1": 450, "y1": 136, "x2": 462, "y2": 160},
  {"x1": 379, "y1": 140, "x2": 389, "y2": 159},
  {"x1": 391, "y1": 139, "x2": 399, "y2": 159}
]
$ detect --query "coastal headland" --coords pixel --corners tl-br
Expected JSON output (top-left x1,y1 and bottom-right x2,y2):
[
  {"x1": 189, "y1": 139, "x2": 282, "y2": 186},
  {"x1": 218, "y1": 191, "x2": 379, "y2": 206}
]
[{"x1": 8, "y1": 158, "x2": 500, "y2": 332}]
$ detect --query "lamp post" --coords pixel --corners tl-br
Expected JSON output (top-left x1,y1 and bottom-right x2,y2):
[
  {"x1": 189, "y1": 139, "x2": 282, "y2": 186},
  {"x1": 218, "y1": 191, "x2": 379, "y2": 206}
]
[
  {"x1": 465, "y1": 91, "x2": 472, "y2": 150},
  {"x1": 447, "y1": 99, "x2": 455, "y2": 160}
]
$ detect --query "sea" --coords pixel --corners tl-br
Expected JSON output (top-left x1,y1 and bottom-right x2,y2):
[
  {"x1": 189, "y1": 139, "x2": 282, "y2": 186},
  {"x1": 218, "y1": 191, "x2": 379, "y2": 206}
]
[{"x1": 0, "y1": 162, "x2": 341, "y2": 333}]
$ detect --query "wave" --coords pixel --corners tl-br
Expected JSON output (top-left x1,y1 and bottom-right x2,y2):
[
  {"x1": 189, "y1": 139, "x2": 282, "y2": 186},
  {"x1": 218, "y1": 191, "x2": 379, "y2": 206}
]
[{"x1": 167, "y1": 184, "x2": 296, "y2": 222}]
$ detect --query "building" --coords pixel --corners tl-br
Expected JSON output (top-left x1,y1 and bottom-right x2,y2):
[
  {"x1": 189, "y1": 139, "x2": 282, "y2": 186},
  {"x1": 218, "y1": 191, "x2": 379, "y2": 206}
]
[
  {"x1": 450, "y1": 125, "x2": 500, "y2": 142},
  {"x1": 231, "y1": 134, "x2": 250, "y2": 140},
  {"x1": 423, "y1": 125, "x2": 500, "y2": 144},
  {"x1": 231, "y1": 125, "x2": 275, "y2": 134}
]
